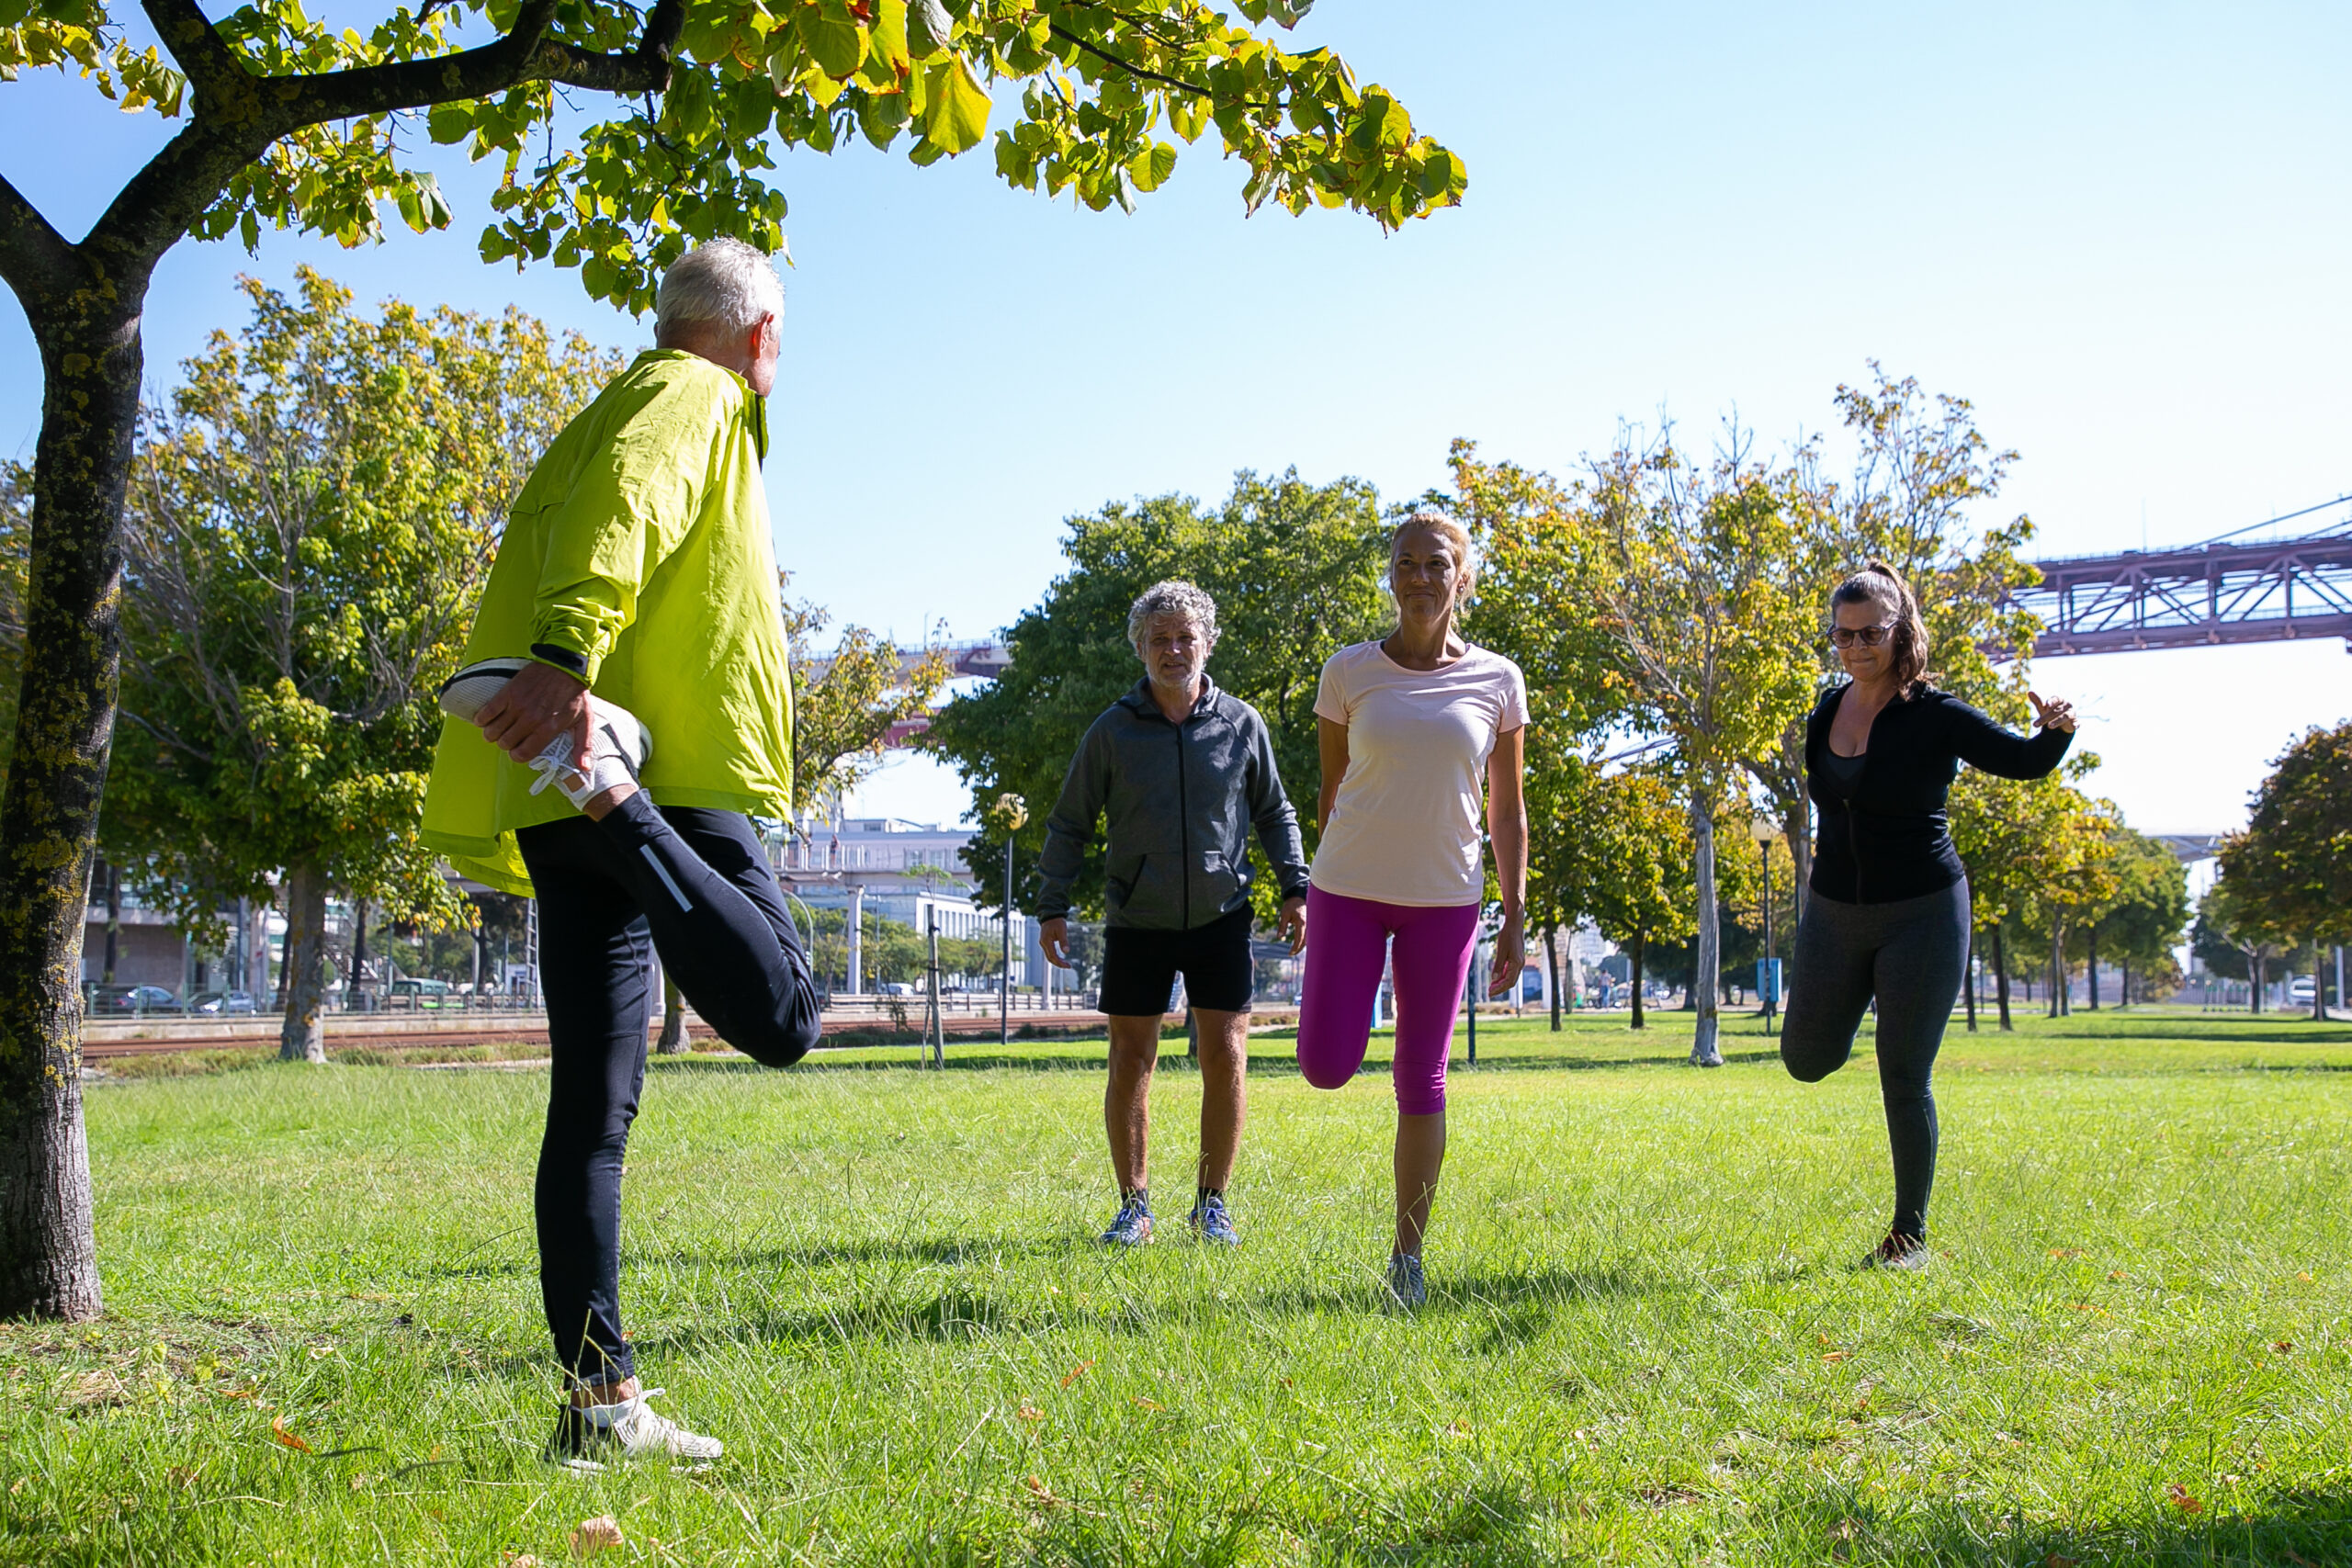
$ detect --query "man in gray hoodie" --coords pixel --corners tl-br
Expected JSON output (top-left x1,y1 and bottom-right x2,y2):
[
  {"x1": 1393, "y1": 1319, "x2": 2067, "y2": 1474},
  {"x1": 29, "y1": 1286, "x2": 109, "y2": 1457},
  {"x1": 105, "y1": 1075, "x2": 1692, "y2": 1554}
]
[{"x1": 1037, "y1": 580, "x2": 1310, "y2": 1247}]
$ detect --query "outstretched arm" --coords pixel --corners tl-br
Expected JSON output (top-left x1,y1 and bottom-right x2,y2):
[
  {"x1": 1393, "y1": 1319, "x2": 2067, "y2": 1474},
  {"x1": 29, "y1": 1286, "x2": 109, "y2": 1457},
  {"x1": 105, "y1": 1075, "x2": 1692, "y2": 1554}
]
[{"x1": 1950, "y1": 694, "x2": 2075, "y2": 780}]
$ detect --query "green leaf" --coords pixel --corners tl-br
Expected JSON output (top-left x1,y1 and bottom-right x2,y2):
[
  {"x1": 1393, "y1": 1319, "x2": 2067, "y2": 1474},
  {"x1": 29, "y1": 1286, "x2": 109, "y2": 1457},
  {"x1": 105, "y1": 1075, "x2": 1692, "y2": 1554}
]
[
  {"x1": 906, "y1": 0, "x2": 950, "y2": 58},
  {"x1": 919, "y1": 55, "x2": 990, "y2": 154},
  {"x1": 425, "y1": 101, "x2": 473, "y2": 146},
  {"x1": 1125, "y1": 141, "x2": 1177, "y2": 193},
  {"x1": 797, "y1": 1, "x2": 864, "y2": 78}
]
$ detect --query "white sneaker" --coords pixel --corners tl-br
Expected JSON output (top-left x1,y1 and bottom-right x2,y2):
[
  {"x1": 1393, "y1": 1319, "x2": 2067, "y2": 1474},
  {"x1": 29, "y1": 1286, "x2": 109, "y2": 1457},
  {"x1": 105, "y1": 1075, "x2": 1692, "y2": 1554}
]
[
  {"x1": 525, "y1": 695, "x2": 651, "y2": 809},
  {"x1": 547, "y1": 1388, "x2": 723, "y2": 1473}
]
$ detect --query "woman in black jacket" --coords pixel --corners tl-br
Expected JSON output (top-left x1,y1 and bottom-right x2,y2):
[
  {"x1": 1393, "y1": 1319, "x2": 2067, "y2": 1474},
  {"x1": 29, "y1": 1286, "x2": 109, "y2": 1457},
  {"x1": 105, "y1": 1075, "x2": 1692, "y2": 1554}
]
[{"x1": 1781, "y1": 560, "x2": 2076, "y2": 1269}]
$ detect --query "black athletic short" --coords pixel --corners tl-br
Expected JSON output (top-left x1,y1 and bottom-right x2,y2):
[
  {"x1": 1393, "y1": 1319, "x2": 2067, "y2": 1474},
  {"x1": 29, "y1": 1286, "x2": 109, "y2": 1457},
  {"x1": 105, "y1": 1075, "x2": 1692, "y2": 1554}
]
[{"x1": 1099, "y1": 906, "x2": 1255, "y2": 1016}]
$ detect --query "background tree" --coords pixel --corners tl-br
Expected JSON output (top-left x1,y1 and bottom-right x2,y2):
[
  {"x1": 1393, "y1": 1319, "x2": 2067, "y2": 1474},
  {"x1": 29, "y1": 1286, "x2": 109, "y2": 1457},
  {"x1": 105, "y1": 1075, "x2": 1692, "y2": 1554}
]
[
  {"x1": 1949, "y1": 765, "x2": 2106, "y2": 1032},
  {"x1": 2077, "y1": 824, "x2": 2190, "y2": 1008},
  {"x1": 1584, "y1": 429, "x2": 1817, "y2": 1066},
  {"x1": 2218, "y1": 721, "x2": 2352, "y2": 1021},
  {"x1": 2195, "y1": 876, "x2": 2292, "y2": 1014},
  {"x1": 924, "y1": 468, "x2": 1390, "y2": 921},
  {"x1": 105, "y1": 271, "x2": 616, "y2": 1063},
  {"x1": 0, "y1": 0, "x2": 1460, "y2": 1320},
  {"x1": 784, "y1": 587, "x2": 952, "y2": 820},
  {"x1": 1743, "y1": 367, "x2": 2045, "y2": 909},
  {"x1": 1577, "y1": 765, "x2": 1696, "y2": 1032}
]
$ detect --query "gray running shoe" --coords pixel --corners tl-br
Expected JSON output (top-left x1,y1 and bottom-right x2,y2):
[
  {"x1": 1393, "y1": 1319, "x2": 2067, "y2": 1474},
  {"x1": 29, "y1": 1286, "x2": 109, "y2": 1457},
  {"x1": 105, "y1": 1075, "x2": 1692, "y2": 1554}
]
[
  {"x1": 1385, "y1": 1251, "x2": 1427, "y2": 1309},
  {"x1": 545, "y1": 1388, "x2": 722, "y2": 1474},
  {"x1": 1860, "y1": 1232, "x2": 1932, "y2": 1271},
  {"x1": 436, "y1": 657, "x2": 531, "y2": 724},
  {"x1": 437, "y1": 658, "x2": 651, "y2": 811},
  {"x1": 1188, "y1": 1194, "x2": 1241, "y2": 1247},
  {"x1": 1099, "y1": 1193, "x2": 1153, "y2": 1247}
]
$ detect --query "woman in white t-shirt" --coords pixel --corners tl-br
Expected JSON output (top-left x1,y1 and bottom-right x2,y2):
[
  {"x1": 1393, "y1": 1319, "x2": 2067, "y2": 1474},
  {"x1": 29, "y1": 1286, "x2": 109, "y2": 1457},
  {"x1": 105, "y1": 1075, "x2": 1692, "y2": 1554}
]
[{"x1": 1298, "y1": 511, "x2": 1528, "y2": 1308}]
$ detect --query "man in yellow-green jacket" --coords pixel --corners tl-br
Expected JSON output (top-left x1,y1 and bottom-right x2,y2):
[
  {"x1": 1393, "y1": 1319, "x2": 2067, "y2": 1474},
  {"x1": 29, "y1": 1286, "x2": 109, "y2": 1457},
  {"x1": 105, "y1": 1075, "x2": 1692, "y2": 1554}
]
[{"x1": 422, "y1": 239, "x2": 820, "y2": 1472}]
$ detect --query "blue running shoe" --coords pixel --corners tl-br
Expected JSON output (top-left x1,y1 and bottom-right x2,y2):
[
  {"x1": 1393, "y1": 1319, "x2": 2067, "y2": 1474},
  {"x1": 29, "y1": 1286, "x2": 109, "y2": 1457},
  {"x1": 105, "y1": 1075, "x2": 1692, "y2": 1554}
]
[
  {"x1": 1099, "y1": 1193, "x2": 1153, "y2": 1247},
  {"x1": 1188, "y1": 1193, "x2": 1241, "y2": 1247}
]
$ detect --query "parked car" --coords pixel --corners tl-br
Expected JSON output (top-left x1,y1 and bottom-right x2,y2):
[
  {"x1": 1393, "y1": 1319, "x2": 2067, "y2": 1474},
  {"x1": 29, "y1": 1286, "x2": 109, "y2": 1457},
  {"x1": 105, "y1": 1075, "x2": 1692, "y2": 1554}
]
[
  {"x1": 90, "y1": 984, "x2": 178, "y2": 1013},
  {"x1": 2289, "y1": 976, "x2": 2316, "y2": 1004},
  {"x1": 390, "y1": 977, "x2": 453, "y2": 1007},
  {"x1": 191, "y1": 991, "x2": 257, "y2": 1015}
]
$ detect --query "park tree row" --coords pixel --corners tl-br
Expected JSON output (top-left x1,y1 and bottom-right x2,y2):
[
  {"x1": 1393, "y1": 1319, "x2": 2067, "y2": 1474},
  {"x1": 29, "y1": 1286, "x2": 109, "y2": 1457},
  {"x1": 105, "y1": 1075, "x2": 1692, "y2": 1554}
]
[
  {"x1": 2199, "y1": 721, "x2": 2352, "y2": 1019},
  {"x1": 927, "y1": 367, "x2": 2194, "y2": 1056}
]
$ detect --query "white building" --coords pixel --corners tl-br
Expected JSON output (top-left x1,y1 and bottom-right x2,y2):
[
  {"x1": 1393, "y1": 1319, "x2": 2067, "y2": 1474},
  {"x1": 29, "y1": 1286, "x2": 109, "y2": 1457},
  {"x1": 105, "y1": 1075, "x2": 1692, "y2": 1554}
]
[{"x1": 775, "y1": 815, "x2": 1045, "y2": 992}]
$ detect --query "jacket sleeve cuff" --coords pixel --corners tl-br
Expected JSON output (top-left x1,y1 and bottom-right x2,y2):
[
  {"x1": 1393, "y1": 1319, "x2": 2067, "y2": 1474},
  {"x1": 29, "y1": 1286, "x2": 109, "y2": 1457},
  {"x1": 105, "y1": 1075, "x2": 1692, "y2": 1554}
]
[
  {"x1": 527, "y1": 642, "x2": 590, "y2": 680},
  {"x1": 527, "y1": 612, "x2": 610, "y2": 685}
]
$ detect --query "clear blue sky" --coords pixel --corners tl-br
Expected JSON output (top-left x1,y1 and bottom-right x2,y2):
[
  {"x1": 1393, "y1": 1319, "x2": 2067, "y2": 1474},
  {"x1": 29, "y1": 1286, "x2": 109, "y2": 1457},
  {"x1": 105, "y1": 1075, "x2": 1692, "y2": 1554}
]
[{"x1": 5, "y1": 1, "x2": 2347, "y2": 833}]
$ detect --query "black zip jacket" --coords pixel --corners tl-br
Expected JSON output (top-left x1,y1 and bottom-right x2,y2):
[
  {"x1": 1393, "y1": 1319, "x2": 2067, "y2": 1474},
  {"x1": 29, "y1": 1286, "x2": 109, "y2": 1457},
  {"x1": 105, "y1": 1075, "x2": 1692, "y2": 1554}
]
[
  {"x1": 1035, "y1": 677, "x2": 1311, "y2": 930},
  {"x1": 1805, "y1": 682, "x2": 2073, "y2": 906}
]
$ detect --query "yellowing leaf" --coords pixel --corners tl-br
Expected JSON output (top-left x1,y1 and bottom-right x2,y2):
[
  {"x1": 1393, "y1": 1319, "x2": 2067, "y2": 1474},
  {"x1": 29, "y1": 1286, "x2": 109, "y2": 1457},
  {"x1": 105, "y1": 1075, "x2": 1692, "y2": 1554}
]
[
  {"x1": 920, "y1": 55, "x2": 991, "y2": 154},
  {"x1": 1058, "y1": 1360, "x2": 1094, "y2": 1388},
  {"x1": 268, "y1": 1415, "x2": 311, "y2": 1453},
  {"x1": 2165, "y1": 1483, "x2": 2203, "y2": 1514},
  {"x1": 1017, "y1": 1401, "x2": 1044, "y2": 1422},
  {"x1": 570, "y1": 1515, "x2": 625, "y2": 1556}
]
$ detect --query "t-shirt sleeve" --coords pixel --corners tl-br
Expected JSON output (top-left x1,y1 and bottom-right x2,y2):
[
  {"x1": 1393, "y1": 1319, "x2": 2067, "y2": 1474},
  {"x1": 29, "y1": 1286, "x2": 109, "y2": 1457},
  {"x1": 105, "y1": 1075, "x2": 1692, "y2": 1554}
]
[
  {"x1": 1313, "y1": 649, "x2": 1351, "y2": 726},
  {"x1": 1496, "y1": 657, "x2": 1531, "y2": 732}
]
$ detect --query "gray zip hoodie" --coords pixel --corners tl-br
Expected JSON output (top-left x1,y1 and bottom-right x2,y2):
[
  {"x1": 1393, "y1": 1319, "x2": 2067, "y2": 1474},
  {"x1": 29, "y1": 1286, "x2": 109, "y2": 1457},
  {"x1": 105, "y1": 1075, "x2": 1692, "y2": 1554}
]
[{"x1": 1035, "y1": 677, "x2": 1310, "y2": 931}]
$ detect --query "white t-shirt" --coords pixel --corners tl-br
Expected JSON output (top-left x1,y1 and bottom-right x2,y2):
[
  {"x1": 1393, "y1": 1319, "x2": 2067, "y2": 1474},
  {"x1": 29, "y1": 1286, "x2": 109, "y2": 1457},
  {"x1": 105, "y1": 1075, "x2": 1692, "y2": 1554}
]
[{"x1": 1309, "y1": 639, "x2": 1529, "y2": 907}]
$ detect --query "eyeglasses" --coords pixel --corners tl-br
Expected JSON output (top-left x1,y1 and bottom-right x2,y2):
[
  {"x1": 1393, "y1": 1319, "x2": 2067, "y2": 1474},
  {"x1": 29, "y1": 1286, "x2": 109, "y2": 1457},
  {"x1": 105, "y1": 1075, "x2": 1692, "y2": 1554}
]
[{"x1": 1828, "y1": 622, "x2": 1895, "y2": 649}]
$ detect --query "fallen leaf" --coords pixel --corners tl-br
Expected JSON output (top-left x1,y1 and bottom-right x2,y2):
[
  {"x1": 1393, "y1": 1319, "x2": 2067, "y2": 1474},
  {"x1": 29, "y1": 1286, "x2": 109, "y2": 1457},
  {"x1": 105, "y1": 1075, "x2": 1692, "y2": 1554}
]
[
  {"x1": 2108, "y1": 1269, "x2": 2127, "y2": 1281},
  {"x1": 503, "y1": 1557, "x2": 543, "y2": 1568},
  {"x1": 1443, "y1": 1418, "x2": 1473, "y2": 1437},
  {"x1": 64, "y1": 1371, "x2": 127, "y2": 1409},
  {"x1": 2165, "y1": 1483, "x2": 2203, "y2": 1514},
  {"x1": 1021, "y1": 1475, "x2": 1059, "y2": 1506},
  {"x1": 1131, "y1": 1397, "x2": 1162, "y2": 1412},
  {"x1": 1058, "y1": 1360, "x2": 1093, "y2": 1389},
  {"x1": 2045, "y1": 1555, "x2": 2078, "y2": 1568},
  {"x1": 1816, "y1": 1332, "x2": 1833, "y2": 1345},
  {"x1": 268, "y1": 1415, "x2": 311, "y2": 1453},
  {"x1": 2272, "y1": 1340, "x2": 2295, "y2": 1354},
  {"x1": 2048, "y1": 1247, "x2": 2081, "y2": 1258},
  {"x1": 7, "y1": 1479, "x2": 23, "y2": 1496},
  {"x1": 1822, "y1": 1351, "x2": 1850, "y2": 1364},
  {"x1": 570, "y1": 1516, "x2": 624, "y2": 1557},
  {"x1": 2297, "y1": 1271, "x2": 2314, "y2": 1282},
  {"x1": 220, "y1": 1386, "x2": 259, "y2": 1401},
  {"x1": 345, "y1": 1292, "x2": 394, "y2": 1303},
  {"x1": 1016, "y1": 1402, "x2": 1044, "y2": 1422}
]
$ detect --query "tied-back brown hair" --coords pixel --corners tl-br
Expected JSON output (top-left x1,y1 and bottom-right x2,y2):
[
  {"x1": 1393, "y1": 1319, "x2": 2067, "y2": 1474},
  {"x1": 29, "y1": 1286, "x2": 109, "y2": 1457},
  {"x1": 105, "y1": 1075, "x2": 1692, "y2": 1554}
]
[{"x1": 1829, "y1": 558, "x2": 1931, "y2": 693}]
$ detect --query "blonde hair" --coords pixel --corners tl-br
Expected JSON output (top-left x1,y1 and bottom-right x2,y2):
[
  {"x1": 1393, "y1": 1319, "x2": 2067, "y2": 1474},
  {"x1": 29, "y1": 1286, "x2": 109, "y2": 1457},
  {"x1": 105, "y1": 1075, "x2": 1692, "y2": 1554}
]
[
  {"x1": 1389, "y1": 509, "x2": 1476, "y2": 604},
  {"x1": 1829, "y1": 558, "x2": 1931, "y2": 691}
]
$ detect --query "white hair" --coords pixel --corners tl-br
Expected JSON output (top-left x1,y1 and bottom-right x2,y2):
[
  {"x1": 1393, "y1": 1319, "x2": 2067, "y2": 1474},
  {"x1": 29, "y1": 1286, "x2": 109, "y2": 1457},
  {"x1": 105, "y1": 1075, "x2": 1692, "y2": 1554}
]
[
  {"x1": 654, "y1": 238, "x2": 784, "y2": 342},
  {"x1": 1126, "y1": 580, "x2": 1219, "y2": 655}
]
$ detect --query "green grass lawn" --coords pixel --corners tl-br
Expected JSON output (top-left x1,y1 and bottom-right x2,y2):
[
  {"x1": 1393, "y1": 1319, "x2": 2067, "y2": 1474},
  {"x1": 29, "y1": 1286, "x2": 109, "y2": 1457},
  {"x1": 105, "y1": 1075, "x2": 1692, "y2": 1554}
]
[{"x1": 6, "y1": 1008, "x2": 2352, "y2": 1565}]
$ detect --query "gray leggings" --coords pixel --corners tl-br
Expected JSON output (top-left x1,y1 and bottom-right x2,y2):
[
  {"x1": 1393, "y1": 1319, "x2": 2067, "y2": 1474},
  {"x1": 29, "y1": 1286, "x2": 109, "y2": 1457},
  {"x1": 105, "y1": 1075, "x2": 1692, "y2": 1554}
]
[{"x1": 1780, "y1": 879, "x2": 1970, "y2": 1240}]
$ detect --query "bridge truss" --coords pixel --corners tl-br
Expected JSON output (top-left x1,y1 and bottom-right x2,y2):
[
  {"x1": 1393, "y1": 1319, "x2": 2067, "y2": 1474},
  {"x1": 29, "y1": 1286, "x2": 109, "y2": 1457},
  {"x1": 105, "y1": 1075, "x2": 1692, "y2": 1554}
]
[{"x1": 2008, "y1": 497, "x2": 2352, "y2": 658}]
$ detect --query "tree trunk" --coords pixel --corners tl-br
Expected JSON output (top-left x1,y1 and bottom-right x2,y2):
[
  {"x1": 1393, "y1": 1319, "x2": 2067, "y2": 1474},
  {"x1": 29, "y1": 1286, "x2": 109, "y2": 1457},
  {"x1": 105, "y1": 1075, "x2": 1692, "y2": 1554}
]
[
  {"x1": 1963, "y1": 925, "x2": 1978, "y2": 1032},
  {"x1": 1544, "y1": 926, "x2": 1562, "y2": 1032},
  {"x1": 2047, "y1": 921, "x2": 2064, "y2": 1018},
  {"x1": 2249, "y1": 953, "x2": 2264, "y2": 1014},
  {"x1": 349, "y1": 897, "x2": 368, "y2": 1011},
  {"x1": 1689, "y1": 795, "x2": 1722, "y2": 1066},
  {"x1": 101, "y1": 862, "x2": 120, "y2": 985},
  {"x1": 2119, "y1": 960, "x2": 2130, "y2": 1010},
  {"x1": 1783, "y1": 803, "x2": 1810, "y2": 927},
  {"x1": 656, "y1": 973, "x2": 686, "y2": 1054},
  {"x1": 1630, "y1": 931, "x2": 1646, "y2": 1031},
  {"x1": 2086, "y1": 926, "x2": 2099, "y2": 1010},
  {"x1": 0, "y1": 300, "x2": 150, "y2": 1320},
  {"x1": 277, "y1": 862, "x2": 330, "y2": 1063},
  {"x1": 2314, "y1": 939, "x2": 2329, "y2": 1022},
  {"x1": 1992, "y1": 923, "x2": 2014, "y2": 1032}
]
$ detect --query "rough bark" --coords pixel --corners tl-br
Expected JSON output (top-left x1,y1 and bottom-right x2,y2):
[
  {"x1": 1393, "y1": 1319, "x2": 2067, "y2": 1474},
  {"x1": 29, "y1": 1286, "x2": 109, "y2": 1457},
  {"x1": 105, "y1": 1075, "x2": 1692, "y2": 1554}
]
[
  {"x1": 277, "y1": 862, "x2": 329, "y2": 1063},
  {"x1": 1544, "y1": 926, "x2": 1562, "y2": 1032},
  {"x1": 1991, "y1": 923, "x2": 2014, "y2": 1032},
  {"x1": 656, "y1": 973, "x2": 686, "y2": 1054},
  {"x1": 1630, "y1": 931, "x2": 1646, "y2": 1031},
  {"x1": 1689, "y1": 796, "x2": 1722, "y2": 1066},
  {"x1": 1963, "y1": 925, "x2": 1977, "y2": 1032},
  {"x1": 0, "y1": 292, "x2": 143, "y2": 1320}
]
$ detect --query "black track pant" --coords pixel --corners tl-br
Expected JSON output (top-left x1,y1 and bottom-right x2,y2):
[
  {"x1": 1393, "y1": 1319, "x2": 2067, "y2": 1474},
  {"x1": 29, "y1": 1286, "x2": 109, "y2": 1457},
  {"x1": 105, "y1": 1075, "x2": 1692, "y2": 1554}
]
[
  {"x1": 1779, "y1": 879, "x2": 1970, "y2": 1241},
  {"x1": 516, "y1": 793, "x2": 822, "y2": 1383}
]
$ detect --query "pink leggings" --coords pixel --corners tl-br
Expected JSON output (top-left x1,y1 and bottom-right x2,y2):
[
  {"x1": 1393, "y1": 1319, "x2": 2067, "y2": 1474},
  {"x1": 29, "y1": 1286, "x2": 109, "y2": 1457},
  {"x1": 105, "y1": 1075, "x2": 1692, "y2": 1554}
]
[{"x1": 1295, "y1": 887, "x2": 1481, "y2": 1115}]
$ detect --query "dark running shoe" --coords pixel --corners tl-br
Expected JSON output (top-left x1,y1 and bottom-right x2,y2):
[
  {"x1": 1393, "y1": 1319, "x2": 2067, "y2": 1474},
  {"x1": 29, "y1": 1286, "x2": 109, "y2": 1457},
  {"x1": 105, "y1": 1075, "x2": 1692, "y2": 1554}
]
[
  {"x1": 1860, "y1": 1232, "x2": 1932, "y2": 1271},
  {"x1": 1188, "y1": 1193, "x2": 1241, "y2": 1247},
  {"x1": 1099, "y1": 1193, "x2": 1153, "y2": 1247}
]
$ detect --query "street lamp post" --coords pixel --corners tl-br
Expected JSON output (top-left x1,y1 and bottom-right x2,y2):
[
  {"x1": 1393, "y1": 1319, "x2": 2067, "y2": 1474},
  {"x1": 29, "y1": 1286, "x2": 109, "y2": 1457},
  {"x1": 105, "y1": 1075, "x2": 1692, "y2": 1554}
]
[
  {"x1": 993, "y1": 793, "x2": 1028, "y2": 1049},
  {"x1": 1750, "y1": 815, "x2": 1780, "y2": 1032}
]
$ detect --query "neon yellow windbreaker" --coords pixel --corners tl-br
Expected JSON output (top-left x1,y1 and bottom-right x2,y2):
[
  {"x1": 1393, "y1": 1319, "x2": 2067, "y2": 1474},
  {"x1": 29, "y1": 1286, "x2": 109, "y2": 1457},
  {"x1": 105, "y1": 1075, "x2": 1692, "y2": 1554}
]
[{"x1": 421, "y1": 349, "x2": 793, "y2": 895}]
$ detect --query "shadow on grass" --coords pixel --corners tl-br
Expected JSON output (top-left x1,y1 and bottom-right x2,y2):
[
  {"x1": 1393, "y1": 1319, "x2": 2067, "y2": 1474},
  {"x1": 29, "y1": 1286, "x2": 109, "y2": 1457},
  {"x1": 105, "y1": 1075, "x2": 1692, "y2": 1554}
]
[
  {"x1": 654, "y1": 1044, "x2": 1789, "y2": 1079},
  {"x1": 639, "y1": 1235, "x2": 1074, "y2": 1271},
  {"x1": 1777, "y1": 1482, "x2": 2352, "y2": 1565}
]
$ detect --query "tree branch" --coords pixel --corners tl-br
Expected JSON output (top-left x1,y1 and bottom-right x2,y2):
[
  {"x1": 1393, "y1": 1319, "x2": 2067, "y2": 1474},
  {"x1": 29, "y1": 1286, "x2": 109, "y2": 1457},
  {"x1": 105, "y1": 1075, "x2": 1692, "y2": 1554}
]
[
  {"x1": 0, "y1": 173, "x2": 81, "y2": 319},
  {"x1": 140, "y1": 0, "x2": 246, "y2": 102},
  {"x1": 1047, "y1": 23, "x2": 1210, "y2": 98}
]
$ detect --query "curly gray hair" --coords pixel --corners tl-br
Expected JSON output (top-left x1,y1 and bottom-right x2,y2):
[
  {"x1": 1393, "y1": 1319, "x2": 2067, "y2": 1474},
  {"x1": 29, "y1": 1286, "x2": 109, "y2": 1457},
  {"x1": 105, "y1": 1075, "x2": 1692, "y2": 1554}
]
[{"x1": 1125, "y1": 580, "x2": 1219, "y2": 656}]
